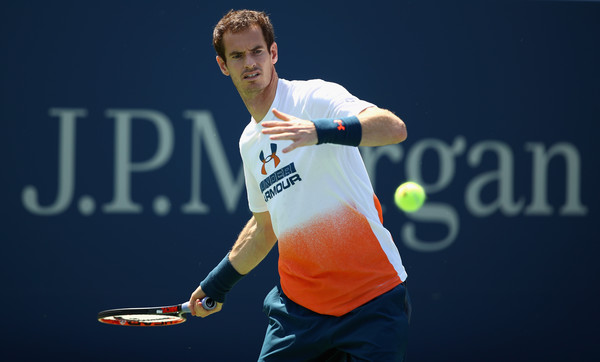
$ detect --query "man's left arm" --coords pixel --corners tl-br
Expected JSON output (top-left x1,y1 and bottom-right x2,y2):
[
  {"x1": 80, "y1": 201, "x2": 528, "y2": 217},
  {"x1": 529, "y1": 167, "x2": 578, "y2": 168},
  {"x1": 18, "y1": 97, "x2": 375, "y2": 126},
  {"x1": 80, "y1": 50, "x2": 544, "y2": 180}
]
[
  {"x1": 355, "y1": 106, "x2": 406, "y2": 147},
  {"x1": 261, "y1": 107, "x2": 406, "y2": 153}
]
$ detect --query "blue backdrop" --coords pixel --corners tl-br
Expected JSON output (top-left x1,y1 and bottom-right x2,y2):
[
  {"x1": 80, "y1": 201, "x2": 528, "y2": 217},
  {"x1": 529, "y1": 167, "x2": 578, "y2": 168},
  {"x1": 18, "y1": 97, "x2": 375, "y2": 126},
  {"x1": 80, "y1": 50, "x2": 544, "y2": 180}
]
[{"x1": 2, "y1": 0, "x2": 599, "y2": 361}]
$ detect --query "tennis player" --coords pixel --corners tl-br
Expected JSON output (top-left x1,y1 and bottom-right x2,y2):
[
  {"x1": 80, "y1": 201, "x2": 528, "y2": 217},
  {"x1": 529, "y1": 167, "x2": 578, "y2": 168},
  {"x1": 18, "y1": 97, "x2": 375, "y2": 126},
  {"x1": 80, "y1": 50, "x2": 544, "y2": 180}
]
[{"x1": 189, "y1": 9, "x2": 411, "y2": 361}]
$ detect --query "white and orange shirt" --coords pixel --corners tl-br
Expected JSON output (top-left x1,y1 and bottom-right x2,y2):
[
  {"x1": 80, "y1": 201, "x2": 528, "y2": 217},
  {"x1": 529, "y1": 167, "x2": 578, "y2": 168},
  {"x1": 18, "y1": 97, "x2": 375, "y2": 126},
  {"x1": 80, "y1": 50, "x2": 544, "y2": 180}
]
[{"x1": 240, "y1": 78, "x2": 407, "y2": 316}]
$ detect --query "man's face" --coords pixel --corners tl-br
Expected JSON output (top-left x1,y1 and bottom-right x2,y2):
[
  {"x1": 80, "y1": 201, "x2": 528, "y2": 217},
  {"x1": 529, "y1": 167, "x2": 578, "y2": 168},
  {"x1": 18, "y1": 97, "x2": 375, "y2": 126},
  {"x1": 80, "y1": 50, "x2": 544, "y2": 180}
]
[{"x1": 216, "y1": 25, "x2": 278, "y2": 97}]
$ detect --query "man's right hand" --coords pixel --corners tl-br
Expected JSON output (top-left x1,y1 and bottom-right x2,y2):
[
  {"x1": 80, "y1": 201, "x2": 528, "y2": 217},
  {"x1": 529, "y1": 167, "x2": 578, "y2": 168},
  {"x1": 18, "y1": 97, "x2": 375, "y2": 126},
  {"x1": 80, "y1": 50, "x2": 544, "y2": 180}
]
[{"x1": 189, "y1": 285, "x2": 223, "y2": 317}]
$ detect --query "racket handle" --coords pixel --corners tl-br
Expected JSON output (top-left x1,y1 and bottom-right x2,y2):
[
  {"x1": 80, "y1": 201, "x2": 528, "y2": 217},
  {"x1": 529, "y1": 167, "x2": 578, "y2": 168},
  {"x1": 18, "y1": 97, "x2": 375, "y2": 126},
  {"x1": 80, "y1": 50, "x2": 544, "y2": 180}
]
[
  {"x1": 182, "y1": 297, "x2": 217, "y2": 313},
  {"x1": 201, "y1": 297, "x2": 217, "y2": 310}
]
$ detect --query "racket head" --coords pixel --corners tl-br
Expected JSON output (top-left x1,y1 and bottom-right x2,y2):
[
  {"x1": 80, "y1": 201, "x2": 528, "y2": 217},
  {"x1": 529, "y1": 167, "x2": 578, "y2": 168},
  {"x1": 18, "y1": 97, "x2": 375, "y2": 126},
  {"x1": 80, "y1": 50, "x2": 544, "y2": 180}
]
[{"x1": 98, "y1": 303, "x2": 188, "y2": 327}]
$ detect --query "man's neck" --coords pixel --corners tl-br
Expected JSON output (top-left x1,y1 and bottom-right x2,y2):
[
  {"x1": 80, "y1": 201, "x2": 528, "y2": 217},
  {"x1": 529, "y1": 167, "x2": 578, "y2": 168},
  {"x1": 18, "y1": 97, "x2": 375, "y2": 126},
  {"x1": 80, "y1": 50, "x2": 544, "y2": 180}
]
[{"x1": 240, "y1": 71, "x2": 279, "y2": 123}]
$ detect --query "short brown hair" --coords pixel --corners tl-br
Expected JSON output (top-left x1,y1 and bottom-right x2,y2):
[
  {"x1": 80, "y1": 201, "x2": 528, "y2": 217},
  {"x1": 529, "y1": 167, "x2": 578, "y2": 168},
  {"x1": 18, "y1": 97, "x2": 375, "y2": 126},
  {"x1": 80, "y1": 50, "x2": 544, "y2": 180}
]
[{"x1": 213, "y1": 9, "x2": 275, "y2": 62}]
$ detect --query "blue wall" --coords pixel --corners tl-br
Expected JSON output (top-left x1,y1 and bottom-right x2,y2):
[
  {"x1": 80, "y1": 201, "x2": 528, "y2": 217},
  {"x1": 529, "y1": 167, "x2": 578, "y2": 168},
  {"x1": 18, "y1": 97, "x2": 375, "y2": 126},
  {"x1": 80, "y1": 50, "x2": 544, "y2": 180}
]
[{"x1": 2, "y1": 1, "x2": 599, "y2": 361}]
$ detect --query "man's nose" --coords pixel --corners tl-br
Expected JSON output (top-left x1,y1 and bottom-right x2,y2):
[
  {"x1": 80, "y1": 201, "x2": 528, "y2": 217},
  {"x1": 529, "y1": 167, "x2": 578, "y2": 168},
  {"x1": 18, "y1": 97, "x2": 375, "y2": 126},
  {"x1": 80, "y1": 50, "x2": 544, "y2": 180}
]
[{"x1": 244, "y1": 54, "x2": 256, "y2": 68}]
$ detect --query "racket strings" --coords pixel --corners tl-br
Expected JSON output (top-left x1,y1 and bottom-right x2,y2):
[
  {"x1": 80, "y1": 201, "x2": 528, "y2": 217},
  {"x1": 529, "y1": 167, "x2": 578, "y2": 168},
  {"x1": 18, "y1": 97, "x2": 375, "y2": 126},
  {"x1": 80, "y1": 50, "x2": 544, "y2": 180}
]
[{"x1": 99, "y1": 314, "x2": 186, "y2": 326}]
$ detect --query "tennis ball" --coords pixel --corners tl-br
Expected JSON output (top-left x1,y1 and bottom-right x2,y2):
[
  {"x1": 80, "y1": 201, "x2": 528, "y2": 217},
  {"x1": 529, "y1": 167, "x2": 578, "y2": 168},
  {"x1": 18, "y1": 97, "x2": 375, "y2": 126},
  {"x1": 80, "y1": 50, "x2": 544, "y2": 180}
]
[{"x1": 394, "y1": 182, "x2": 426, "y2": 212}]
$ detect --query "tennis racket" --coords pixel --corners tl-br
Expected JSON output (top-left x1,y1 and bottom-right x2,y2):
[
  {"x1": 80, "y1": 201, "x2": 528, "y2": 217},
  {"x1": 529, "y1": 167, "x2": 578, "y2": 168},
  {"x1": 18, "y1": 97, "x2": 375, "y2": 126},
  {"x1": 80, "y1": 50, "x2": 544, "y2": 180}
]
[{"x1": 98, "y1": 297, "x2": 216, "y2": 326}]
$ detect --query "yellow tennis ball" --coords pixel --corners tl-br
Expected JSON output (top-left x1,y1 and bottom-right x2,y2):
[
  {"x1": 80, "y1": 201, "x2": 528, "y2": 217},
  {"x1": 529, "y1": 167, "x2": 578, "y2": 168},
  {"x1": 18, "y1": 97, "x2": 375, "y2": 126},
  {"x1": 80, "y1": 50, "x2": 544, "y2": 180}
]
[{"x1": 394, "y1": 182, "x2": 426, "y2": 212}]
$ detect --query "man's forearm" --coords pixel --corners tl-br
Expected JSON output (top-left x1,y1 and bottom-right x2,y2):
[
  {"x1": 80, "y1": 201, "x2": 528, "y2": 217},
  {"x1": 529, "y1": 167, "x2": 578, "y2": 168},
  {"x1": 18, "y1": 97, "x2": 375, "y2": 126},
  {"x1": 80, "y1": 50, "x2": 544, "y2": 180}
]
[
  {"x1": 229, "y1": 212, "x2": 278, "y2": 275},
  {"x1": 358, "y1": 107, "x2": 407, "y2": 147}
]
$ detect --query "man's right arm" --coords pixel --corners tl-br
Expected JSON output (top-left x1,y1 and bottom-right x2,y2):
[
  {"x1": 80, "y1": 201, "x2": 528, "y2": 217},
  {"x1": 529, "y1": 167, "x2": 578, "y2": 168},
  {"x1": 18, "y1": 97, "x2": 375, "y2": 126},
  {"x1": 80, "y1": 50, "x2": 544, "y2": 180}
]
[
  {"x1": 229, "y1": 211, "x2": 278, "y2": 274},
  {"x1": 189, "y1": 211, "x2": 277, "y2": 316}
]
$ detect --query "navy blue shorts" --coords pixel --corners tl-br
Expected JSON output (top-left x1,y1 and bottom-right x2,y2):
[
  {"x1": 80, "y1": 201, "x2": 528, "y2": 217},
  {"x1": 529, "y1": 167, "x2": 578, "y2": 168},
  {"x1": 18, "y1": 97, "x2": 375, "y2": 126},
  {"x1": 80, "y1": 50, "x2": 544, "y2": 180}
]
[{"x1": 258, "y1": 283, "x2": 411, "y2": 361}]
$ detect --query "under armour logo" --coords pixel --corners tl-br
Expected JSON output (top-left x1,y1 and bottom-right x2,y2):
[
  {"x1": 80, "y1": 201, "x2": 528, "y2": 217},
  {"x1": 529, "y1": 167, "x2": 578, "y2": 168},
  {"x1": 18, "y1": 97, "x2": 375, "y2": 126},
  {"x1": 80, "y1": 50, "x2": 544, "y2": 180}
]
[
  {"x1": 334, "y1": 119, "x2": 345, "y2": 131},
  {"x1": 259, "y1": 143, "x2": 281, "y2": 175}
]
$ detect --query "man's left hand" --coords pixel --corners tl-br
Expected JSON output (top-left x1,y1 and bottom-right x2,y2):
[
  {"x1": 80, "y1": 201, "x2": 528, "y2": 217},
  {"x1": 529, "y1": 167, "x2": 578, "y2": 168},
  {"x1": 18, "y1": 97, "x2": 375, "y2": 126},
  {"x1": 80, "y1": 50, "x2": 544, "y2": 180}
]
[{"x1": 260, "y1": 109, "x2": 318, "y2": 153}]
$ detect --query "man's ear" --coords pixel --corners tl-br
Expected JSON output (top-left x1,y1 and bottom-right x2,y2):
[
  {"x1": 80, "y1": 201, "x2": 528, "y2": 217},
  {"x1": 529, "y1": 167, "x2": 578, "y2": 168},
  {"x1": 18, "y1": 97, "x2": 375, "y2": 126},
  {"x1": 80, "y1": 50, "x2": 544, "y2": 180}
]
[
  {"x1": 270, "y1": 42, "x2": 278, "y2": 65},
  {"x1": 216, "y1": 55, "x2": 229, "y2": 76}
]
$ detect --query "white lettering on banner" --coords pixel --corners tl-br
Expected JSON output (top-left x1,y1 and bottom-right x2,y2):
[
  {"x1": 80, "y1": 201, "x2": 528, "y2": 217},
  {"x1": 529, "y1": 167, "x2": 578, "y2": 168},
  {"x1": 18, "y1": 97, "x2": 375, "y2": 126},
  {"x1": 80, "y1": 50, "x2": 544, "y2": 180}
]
[
  {"x1": 361, "y1": 136, "x2": 587, "y2": 252},
  {"x1": 103, "y1": 109, "x2": 174, "y2": 214},
  {"x1": 466, "y1": 140, "x2": 525, "y2": 216},
  {"x1": 525, "y1": 142, "x2": 587, "y2": 216},
  {"x1": 22, "y1": 108, "x2": 84, "y2": 215},
  {"x1": 182, "y1": 110, "x2": 245, "y2": 214},
  {"x1": 21, "y1": 109, "x2": 589, "y2": 252}
]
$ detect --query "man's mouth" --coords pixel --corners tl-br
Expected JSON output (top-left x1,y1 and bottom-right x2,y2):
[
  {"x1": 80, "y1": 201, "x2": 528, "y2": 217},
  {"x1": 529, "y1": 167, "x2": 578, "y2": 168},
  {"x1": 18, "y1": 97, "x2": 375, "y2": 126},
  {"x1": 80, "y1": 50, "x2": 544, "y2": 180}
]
[{"x1": 243, "y1": 71, "x2": 260, "y2": 79}]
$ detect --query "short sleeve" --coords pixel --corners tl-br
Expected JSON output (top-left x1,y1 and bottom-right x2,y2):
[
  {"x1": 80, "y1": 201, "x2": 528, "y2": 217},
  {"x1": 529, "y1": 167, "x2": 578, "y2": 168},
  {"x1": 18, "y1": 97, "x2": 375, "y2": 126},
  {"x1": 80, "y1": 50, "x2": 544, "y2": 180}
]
[{"x1": 305, "y1": 80, "x2": 375, "y2": 119}]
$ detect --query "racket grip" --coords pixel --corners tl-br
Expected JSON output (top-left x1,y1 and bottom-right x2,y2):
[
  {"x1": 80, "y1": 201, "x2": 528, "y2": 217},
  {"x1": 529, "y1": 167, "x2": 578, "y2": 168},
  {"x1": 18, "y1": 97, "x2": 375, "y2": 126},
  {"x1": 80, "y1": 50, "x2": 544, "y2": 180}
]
[
  {"x1": 182, "y1": 297, "x2": 217, "y2": 313},
  {"x1": 201, "y1": 297, "x2": 216, "y2": 311}
]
